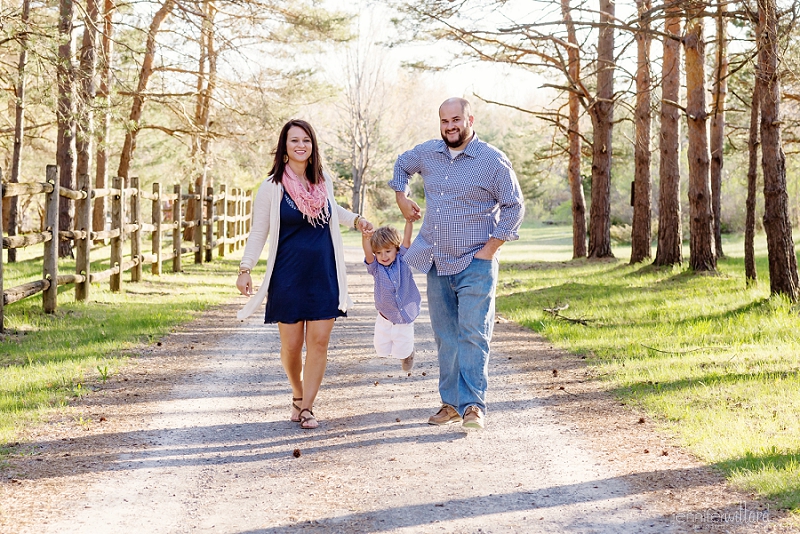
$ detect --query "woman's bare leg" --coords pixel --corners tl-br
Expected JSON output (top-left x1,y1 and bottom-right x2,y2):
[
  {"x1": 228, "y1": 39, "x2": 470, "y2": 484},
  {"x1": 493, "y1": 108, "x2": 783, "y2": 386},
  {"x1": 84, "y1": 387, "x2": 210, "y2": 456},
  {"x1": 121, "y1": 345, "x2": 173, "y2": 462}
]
[
  {"x1": 300, "y1": 319, "x2": 335, "y2": 428},
  {"x1": 278, "y1": 322, "x2": 305, "y2": 421}
]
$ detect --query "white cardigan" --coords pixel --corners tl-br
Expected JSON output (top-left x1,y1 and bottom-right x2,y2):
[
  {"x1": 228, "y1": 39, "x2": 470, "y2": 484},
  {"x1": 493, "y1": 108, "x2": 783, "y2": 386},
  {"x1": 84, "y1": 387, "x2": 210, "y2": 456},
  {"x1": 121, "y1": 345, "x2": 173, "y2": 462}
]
[{"x1": 237, "y1": 174, "x2": 357, "y2": 320}]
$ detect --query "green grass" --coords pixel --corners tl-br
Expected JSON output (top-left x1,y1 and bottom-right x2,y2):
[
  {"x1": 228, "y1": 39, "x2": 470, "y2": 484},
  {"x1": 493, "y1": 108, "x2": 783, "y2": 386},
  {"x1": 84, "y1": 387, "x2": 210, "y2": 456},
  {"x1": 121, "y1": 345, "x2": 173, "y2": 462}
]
[
  {"x1": 496, "y1": 224, "x2": 800, "y2": 510},
  {"x1": 4, "y1": 221, "x2": 799, "y2": 511},
  {"x1": 1, "y1": 249, "x2": 245, "y2": 445}
]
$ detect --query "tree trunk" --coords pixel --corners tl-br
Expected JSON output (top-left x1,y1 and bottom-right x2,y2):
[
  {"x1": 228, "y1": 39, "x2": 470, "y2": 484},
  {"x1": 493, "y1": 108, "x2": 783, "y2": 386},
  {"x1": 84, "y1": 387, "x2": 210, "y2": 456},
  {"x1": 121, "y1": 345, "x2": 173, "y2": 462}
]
[
  {"x1": 758, "y1": 0, "x2": 798, "y2": 299},
  {"x1": 349, "y1": 111, "x2": 370, "y2": 215},
  {"x1": 76, "y1": 0, "x2": 99, "y2": 179},
  {"x1": 93, "y1": 0, "x2": 114, "y2": 238},
  {"x1": 630, "y1": 0, "x2": 652, "y2": 264},
  {"x1": 654, "y1": 7, "x2": 683, "y2": 266},
  {"x1": 351, "y1": 172, "x2": 363, "y2": 214},
  {"x1": 57, "y1": 0, "x2": 76, "y2": 258},
  {"x1": 8, "y1": 0, "x2": 32, "y2": 263},
  {"x1": 561, "y1": 0, "x2": 587, "y2": 259},
  {"x1": 745, "y1": 75, "x2": 760, "y2": 285},
  {"x1": 684, "y1": 8, "x2": 716, "y2": 272},
  {"x1": 116, "y1": 0, "x2": 176, "y2": 181},
  {"x1": 185, "y1": 0, "x2": 216, "y2": 242},
  {"x1": 710, "y1": 2, "x2": 728, "y2": 259},
  {"x1": 588, "y1": 0, "x2": 614, "y2": 259},
  {"x1": 186, "y1": 1, "x2": 208, "y2": 242}
]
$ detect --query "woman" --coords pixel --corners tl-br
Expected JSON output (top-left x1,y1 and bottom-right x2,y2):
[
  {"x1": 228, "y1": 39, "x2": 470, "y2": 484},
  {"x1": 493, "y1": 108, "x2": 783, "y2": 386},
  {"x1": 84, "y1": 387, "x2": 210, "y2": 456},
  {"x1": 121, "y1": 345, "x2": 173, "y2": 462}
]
[{"x1": 236, "y1": 119, "x2": 372, "y2": 429}]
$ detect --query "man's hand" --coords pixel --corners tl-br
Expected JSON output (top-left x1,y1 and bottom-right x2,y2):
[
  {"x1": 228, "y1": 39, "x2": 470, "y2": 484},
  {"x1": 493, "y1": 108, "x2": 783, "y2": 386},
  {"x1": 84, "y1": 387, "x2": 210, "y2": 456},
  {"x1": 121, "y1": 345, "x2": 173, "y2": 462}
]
[
  {"x1": 396, "y1": 191, "x2": 421, "y2": 222},
  {"x1": 473, "y1": 237, "x2": 504, "y2": 261}
]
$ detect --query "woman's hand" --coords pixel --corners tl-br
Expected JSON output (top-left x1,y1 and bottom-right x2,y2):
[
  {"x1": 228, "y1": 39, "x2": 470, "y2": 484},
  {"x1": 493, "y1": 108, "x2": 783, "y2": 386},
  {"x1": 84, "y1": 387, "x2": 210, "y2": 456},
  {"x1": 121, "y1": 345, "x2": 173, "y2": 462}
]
[
  {"x1": 236, "y1": 272, "x2": 253, "y2": 296},
  {"x1": 357, "y1": 217, "x2": 374, "y2": 236}
]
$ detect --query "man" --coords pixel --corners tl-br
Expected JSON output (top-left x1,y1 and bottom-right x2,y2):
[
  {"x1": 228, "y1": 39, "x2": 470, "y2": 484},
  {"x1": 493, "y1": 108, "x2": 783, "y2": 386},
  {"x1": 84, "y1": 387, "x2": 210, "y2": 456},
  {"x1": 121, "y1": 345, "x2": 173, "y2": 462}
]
[{"x1": 389, "y1": 97, "x2": 524, "y2": 429}]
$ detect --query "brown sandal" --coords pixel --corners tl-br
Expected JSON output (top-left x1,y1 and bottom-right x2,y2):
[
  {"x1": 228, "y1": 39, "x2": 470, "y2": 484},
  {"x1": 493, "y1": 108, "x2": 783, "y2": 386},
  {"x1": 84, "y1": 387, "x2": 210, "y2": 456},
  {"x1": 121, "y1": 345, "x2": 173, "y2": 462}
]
[
  {"x1": 299, "y1": 408, "x2": 317, "y2": 429},
  {"x1": 291, "y1": 397, "x2": 302, "y2": 422}
]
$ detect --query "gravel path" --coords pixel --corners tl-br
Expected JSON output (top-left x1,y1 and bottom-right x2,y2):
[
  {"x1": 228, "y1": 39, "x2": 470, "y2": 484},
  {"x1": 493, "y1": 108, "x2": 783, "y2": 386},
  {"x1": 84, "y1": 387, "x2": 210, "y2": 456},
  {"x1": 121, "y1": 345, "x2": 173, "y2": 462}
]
[{"x1": 2, "y1": 248, "x2": 791, "y2": 533}]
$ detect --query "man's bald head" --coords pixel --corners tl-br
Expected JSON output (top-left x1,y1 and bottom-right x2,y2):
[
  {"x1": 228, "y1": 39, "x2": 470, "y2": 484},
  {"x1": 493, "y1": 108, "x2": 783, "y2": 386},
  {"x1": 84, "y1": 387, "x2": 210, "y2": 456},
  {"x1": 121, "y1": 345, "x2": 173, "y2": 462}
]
[{"x1": 439, "y1": 97, "x2": 472, "y2": 117}]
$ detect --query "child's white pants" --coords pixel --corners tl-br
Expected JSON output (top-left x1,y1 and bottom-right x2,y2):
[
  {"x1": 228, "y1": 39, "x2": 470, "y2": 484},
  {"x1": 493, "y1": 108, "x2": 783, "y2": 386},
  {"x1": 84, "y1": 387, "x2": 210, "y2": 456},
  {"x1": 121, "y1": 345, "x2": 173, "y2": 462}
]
[{"x1": 373, "y1": 313, "x2": 414, "y2": 359}]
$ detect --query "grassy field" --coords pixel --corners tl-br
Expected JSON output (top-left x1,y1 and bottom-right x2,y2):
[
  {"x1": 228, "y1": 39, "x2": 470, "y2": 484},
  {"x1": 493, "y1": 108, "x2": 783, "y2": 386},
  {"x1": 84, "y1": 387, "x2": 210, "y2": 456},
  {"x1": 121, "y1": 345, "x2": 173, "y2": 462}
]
[
  {"x1": 0, "y1": 249, "x2": 245, "y2": 448},
  {"x1": 497, "y1": 223, "x2": 800, "y2": 511}
]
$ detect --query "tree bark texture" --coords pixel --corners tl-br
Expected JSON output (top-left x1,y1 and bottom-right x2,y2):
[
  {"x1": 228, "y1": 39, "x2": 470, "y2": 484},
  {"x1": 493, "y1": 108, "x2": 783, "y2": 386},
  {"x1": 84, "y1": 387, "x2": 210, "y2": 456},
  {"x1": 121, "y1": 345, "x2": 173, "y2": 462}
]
[
  {"x1": 93, "y1": 0, "x2": 114, "y2": 236},
  {"x1": 116, "y1": 0, "x2": 176, "y2": 180},
  {"x1": 588, "y1": 0, "x2": 614, "y2": 259},
  {"x1": 76, "y1": 0, "x2": 99, "y2": 179},
  {"x1": 654, "y1": 7, "x2": 682, "y2": 266},
  {"x1": 745, "y1": 76, "x2": 760, "y2": 285},
  {"x1": 8, "y1": 0, "x2": 32, "y2": 262},
  {"x1": 684, "y1": 10, "x2": 716, "y2": 272},
  {"x1": 186, "y1": 0, "x2": 217, "y2": 242},
  {"x1": 561, "y1": 0, "x2": 587, "y2": 259},
  {"x1": 57, "y1": 0, "x2": 76, "y2": 258},
  {"x1": 758, "y1": 0, "x2": 798, "y2": 299},
  {"x1": 630, "y1": 0, "x2": 652, "y2": 264},
  {"x1": 710, "y1": 2, "x2": 728, "y2": 259}
]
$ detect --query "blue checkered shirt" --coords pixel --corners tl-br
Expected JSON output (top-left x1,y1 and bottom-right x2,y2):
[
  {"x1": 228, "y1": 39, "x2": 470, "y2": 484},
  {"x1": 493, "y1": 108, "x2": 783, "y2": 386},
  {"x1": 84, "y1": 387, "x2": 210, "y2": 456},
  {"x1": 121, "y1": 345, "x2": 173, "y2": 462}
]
[
  {"x1": 365, "y1": 246, "x2": 421, "y2": 324},
  {"x1": 389, "y1": 135, "x2": 524, "y2": 275}
]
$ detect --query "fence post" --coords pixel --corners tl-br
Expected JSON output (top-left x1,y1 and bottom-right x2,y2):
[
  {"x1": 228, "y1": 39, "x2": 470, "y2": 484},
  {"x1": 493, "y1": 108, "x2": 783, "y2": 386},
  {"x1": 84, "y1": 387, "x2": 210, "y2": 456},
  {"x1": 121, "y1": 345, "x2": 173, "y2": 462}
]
[
  {"x1": 173, "y1": 183, "x2": 182, "y2": 273},
  {"x1": 152, "y1": 182, "x2": 162, "y2": 275},
  {"x1": 205, "y1": 185, "x2": 214, "y2": 262},
  {"x1": 110, "y1": 176, "x2": 124, "y2": 292},
  {"x1": 75, "y1": 173, "x2": 92, "y2": 301},
  {"x1": 193, "y1": 183, "x2": 202, "y2": 264},
  {"x1": 217, "y1": 184, "x2": 226, "y2": 257},
  {"x1": 131, "y1": 176, "x2": 142, "y2": 282},
  {"x1": 43, "y1": 164, "x2": 59, "y2": 313},
  {"x1": 245, "y1": 190, "x2": 252, "y2": 244},
  {"x1": 227, "y1": 188, "x2": 236, "y2": 254},
  {"x1": 0, "y1": 167, "x2": 4, "y2": 331},
  {"x1": 236, "y1": 189, "x2": 244, "y2": 250}
]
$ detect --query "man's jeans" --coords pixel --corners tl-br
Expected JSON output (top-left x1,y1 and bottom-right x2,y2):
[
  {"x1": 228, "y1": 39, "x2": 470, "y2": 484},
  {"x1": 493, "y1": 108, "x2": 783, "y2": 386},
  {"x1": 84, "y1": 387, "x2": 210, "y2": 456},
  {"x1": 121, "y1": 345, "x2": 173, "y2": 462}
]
[{"x1": 427, "y1": 257, "x2": 498, "y2": 416}]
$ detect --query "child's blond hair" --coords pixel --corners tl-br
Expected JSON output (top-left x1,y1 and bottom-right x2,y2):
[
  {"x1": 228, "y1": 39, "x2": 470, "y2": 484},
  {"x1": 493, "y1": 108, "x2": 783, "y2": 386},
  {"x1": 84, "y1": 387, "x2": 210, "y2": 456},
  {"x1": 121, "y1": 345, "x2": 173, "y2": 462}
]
[{"x1": 370, "y1": 226, "x2": 402, "y2": 251}]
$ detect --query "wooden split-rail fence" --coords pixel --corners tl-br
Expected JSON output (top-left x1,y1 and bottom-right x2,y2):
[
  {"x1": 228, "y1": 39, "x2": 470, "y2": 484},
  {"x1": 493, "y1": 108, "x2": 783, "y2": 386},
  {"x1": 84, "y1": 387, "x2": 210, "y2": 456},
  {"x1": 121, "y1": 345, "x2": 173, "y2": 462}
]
[{"x1": 0, "y1": 164, "x2": 253, "y2": 332}]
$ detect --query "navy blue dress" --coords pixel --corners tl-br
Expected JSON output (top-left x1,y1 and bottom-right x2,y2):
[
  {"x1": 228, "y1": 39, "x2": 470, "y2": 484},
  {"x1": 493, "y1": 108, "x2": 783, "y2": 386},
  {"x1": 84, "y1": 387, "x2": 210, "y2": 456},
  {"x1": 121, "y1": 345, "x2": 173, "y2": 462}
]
[{"x1": 264, "y1": 192, "x2": 346, "y2": 324}]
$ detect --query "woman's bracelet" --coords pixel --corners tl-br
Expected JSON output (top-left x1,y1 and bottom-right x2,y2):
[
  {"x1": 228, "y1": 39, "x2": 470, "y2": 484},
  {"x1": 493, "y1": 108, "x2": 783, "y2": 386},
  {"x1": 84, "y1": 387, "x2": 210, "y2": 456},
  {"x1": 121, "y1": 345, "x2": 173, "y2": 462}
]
[
  {"x1": 238, "y1": 267, "x2": 251, "y2": 275},
  {"x1": 353, "y1": 214, "x2": 361, "y2": 229}
]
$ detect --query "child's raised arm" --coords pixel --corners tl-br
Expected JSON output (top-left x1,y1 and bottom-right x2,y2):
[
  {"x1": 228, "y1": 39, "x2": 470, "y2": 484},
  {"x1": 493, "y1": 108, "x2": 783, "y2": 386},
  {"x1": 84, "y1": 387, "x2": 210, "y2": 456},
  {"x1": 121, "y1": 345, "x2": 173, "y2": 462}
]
[
  {"x1": 402, "y1": 220, "x2": 414, "y2": 249},
  {"x1": 362, "y1": 233, "x2": 375, "y2": 264}
]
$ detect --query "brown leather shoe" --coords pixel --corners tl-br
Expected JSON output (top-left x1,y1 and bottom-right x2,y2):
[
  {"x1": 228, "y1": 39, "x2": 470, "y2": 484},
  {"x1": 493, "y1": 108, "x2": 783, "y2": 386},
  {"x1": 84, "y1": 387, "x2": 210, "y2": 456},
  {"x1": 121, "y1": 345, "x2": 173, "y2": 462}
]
[
  {"x1": 427, "y1": 404, "x2": 460, "y2": 425},
  {"x1": 462, "y1": 406, "x2": 484, "y2": 429}
]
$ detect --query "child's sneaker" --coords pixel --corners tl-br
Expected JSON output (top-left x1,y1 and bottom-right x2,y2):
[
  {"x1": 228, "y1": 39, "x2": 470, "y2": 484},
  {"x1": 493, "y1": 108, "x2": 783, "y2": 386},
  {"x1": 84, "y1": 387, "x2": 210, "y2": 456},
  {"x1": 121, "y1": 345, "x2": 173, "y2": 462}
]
[{"x1": 401, "y1": 351, "x2": 415, "y2": 371}]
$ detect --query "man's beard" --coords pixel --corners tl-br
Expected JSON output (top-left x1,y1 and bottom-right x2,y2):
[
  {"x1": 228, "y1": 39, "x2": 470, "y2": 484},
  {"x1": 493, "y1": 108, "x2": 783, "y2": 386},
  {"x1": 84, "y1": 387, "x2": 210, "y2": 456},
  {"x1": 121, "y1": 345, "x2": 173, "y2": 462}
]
[{"x1": 441, "y1": 128, "x2": 470, "y2": 148}]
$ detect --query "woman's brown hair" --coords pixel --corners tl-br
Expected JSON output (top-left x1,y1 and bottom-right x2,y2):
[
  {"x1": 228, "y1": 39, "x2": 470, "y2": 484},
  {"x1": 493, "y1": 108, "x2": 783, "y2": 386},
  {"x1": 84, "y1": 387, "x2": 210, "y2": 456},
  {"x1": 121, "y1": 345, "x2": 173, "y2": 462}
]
[{"x1": 269, "y1": 119, "x2": 324, "y2": 185}]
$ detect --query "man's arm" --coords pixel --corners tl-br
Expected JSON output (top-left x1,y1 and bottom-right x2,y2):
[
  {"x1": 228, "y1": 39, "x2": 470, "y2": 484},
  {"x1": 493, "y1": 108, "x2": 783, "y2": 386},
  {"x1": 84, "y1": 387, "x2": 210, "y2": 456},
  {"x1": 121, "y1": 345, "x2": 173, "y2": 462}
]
[
  {"x1": 362, "y1": 233, "x2": 375, "y2": 264},
  {"x1": 490, "y1": 161, "x2": 525, "y2": 243},
  {"x1": 390, "y1": 145, "x2": 425, "y2": 222},
  {"x1": 402, "y1": 219, "x2": 414, "y2": 249}
]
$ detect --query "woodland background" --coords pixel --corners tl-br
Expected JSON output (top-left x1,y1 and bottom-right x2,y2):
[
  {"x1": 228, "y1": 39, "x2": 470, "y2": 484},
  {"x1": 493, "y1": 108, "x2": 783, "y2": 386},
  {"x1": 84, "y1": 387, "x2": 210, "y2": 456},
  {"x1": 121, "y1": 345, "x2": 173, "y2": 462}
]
[{"x1": 2, "y1": 0, "x2": 800, "y2": 292}]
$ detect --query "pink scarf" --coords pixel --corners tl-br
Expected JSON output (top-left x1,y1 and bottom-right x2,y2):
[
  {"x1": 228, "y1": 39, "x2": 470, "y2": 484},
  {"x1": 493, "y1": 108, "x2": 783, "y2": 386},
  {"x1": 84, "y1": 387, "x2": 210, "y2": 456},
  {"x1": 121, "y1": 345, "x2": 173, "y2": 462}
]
[{"x1": 282, "y1": 166, "x2": 330, "y2": 227}]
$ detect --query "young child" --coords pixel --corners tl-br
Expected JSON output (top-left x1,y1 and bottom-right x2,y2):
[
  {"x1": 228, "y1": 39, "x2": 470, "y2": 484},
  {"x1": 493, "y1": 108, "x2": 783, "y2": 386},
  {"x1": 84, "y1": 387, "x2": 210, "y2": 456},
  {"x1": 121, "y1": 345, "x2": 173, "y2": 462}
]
[{"x1": 362, "y1": 221, "x2": 421, "y2": 371}]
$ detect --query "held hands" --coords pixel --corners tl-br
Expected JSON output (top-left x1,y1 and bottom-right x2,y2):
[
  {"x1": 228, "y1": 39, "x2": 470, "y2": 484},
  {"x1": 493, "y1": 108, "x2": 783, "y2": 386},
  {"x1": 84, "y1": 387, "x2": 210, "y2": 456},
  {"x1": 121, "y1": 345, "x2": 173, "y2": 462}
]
[
  {"x1": 397, "y1": 195, "x2": 421, "y2": 222},
  {"x1": 357, "y1": 216, "x2": 374, "y2": 236}
]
